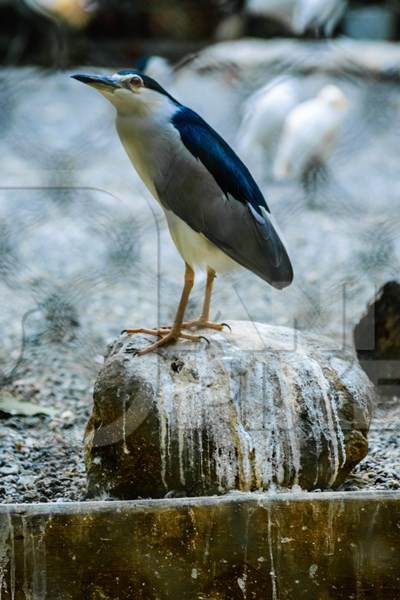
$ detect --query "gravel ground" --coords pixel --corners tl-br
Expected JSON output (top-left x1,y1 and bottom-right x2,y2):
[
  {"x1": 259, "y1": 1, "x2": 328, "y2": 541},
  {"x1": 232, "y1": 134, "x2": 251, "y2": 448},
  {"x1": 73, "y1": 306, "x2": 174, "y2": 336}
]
[
  {"x1": 0, "y1": 342, "x2": 94, "y2": 503},
  {"x1": 341, "y1": 398, "x2": 400, "y2": 492},
  {"x1": 0, "y1": 41, "x2": 400, "y2": 502}
]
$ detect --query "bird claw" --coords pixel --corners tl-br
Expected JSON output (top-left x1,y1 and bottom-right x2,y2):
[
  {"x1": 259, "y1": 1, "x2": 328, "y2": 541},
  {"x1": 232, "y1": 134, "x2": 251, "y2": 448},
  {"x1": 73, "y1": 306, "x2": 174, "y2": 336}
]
[
  {"x1": 121, "y1": 320, "x2": 229, "y2": 355},
  {"x1": 121, "y1": 326, "x2": 209, "y2": 356},
  {"x1": 125, "y1": 346, "x2": 139, "y2": 355}
]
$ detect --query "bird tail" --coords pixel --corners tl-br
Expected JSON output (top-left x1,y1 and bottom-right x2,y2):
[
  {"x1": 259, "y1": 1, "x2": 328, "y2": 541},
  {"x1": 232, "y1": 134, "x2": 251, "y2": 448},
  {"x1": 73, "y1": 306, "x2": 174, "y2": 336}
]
[{"x1": 247, "y1": 204, "x2": 294, "y2": 289}]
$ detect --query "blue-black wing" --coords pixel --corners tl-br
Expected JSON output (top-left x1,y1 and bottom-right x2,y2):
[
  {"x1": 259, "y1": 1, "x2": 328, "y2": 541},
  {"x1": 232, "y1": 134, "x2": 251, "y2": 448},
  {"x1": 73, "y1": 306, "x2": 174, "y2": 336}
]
[{"x1": 159, "y1": 106, "x2": 293, "y2": 288}]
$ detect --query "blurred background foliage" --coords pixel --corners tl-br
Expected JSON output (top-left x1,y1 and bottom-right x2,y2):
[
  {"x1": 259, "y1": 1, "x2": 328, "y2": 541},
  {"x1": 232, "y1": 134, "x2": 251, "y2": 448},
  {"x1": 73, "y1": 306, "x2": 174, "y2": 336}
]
[{"x1": 1, "y1": 0, "x2": 399, "y2": 66}]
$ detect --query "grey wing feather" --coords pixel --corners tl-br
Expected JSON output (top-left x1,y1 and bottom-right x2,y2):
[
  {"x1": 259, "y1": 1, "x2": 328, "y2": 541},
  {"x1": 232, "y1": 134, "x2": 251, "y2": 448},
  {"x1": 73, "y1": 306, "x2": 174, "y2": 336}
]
[{"x1": 156, "y1": 150, "x2": 293, "y2": 289}]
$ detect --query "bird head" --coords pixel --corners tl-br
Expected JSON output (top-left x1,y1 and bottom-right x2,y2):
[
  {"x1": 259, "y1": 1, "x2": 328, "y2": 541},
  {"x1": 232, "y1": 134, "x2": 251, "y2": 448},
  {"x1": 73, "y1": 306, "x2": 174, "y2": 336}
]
[
  {"x1": 318, "y1": 85, "x2": 349, "y2": 111},
  {"x1": 71, "y1": 70, "x2": 177, "y2": 116}
]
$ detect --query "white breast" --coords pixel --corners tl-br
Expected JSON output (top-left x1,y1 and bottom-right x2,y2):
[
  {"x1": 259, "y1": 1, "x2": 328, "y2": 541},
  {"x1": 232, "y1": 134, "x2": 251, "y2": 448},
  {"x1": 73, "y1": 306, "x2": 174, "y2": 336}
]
[
  {"x1": 116, "y1": 115, "x2": 162, "y2": 201},
  {"x1": 166, "y1": 210, "x2": 238, "y2": 272}
]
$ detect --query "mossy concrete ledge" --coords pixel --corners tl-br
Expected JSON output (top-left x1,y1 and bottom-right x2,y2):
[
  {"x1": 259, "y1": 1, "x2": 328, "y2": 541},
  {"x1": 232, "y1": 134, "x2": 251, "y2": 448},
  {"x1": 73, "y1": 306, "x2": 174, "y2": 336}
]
[{"x1": 0, "y1": 492, "x2": 399, "y2": 599}]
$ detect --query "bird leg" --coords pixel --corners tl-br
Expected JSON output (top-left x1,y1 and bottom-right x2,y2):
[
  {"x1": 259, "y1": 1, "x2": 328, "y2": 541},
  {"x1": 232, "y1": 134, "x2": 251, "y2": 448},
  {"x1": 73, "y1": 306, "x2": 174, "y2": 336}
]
[
  {"x1": 124, "y1": 264, "x2": 204, "y2": 355},
  {"x1": 180, "y1": 268, "x2": 228, "y2": 332}
]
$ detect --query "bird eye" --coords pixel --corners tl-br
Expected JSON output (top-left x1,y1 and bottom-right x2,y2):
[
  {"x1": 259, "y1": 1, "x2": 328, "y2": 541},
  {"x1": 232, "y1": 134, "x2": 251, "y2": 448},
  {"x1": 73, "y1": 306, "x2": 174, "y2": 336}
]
[{"x1": 129, "y1": 75, "x2": 143, "y2": 90}]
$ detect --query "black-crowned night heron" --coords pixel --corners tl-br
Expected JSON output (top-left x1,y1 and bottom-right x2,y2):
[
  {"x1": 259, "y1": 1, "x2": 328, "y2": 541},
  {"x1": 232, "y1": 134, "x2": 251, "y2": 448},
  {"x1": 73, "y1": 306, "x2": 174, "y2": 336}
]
[{"x1": 72, "y1": 70, "x2": 293, "y2": 354}]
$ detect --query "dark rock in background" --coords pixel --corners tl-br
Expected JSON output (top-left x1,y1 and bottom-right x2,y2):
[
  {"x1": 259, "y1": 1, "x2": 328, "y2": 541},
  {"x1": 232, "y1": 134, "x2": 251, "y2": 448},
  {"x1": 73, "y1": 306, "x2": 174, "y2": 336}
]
[
  {"x1": 85, "y1": 322, "x2": 374, "y2": 499},
  {"x1": 354, "y1": 281, "x2": 400, "y2": 396}
]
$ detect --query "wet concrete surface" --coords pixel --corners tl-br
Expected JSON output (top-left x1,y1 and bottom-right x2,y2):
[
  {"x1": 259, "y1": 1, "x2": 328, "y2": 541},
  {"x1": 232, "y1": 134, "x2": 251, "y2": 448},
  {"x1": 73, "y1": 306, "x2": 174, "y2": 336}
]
[{"x1": 0, "y1": 491, "x2": 399, "y2": 599}]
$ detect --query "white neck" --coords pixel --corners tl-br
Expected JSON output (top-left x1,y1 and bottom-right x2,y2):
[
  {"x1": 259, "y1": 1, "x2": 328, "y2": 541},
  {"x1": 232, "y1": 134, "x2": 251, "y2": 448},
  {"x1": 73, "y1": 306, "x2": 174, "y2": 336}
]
[{"x1": 114, "y1": 92, "x2": 180, "y2": 200}]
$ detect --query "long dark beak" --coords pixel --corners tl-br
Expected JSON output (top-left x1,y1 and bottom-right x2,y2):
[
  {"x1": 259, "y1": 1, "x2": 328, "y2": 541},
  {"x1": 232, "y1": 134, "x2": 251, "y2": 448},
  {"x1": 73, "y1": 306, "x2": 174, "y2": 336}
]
[{"x1": 71, "y1": 73, "x2": 120, "y2": 91}]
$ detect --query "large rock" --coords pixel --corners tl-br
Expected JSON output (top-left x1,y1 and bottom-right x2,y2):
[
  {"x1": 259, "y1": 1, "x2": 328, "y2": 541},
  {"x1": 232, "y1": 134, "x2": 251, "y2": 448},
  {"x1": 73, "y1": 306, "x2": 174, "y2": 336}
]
[{"x1": 84, "y1": 321, "x2": 375, "y2": 499}]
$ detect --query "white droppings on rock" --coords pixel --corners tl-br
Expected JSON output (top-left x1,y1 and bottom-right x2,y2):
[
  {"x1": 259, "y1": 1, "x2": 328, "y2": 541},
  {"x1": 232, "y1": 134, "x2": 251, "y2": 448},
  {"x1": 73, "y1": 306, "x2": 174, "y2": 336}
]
[
  {"x1": 308, "y1": 359, "x2": 342, "y2": 486},
  {"x1": 122, "y1": 394, "x2": 130, "y2": 456},
  {"x1": 309, "y1": 563, "x2": 318, "y2": 579},
  {"x1": 237, "y1": 576, "x2": 247, "y2": 596},
  {"x1": 158, "y1": 386, "x2": 170, "y2": 491}
]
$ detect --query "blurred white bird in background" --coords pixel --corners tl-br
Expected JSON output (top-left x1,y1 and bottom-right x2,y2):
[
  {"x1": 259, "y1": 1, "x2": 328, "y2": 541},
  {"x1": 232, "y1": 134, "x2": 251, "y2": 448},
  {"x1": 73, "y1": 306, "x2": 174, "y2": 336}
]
[
  {"x1": 236, "y1": 77, "x2": 300, "y2": 178},
  {"x1": 292, "y1": 0, "x2": 347, "y2": 36},
  {"x1": 218, "y1": 0, "x2": 347, "y2": 38},
  {"x1": 273, "y1": 85, "x2": 349, "y2": 182}
]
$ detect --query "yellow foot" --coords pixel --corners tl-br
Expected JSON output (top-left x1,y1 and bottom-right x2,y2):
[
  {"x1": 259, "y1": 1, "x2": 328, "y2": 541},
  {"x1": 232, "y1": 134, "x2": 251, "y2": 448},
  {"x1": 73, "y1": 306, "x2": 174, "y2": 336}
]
[
  {"x1": 121, "y1": 327, "x2": 207, "y2": 356},
  {"x1": 135, "y1": 321, "x2": 229, "y2": 332}
]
